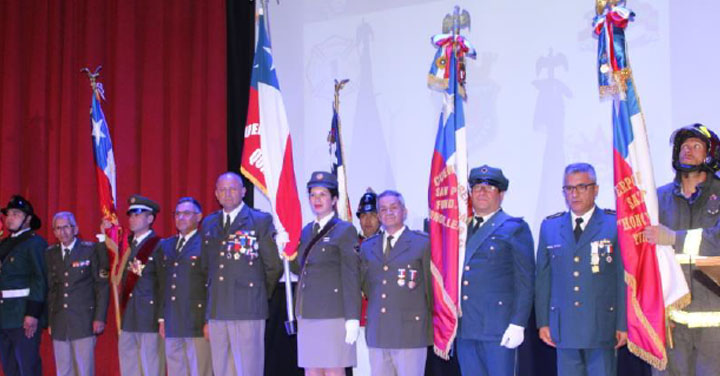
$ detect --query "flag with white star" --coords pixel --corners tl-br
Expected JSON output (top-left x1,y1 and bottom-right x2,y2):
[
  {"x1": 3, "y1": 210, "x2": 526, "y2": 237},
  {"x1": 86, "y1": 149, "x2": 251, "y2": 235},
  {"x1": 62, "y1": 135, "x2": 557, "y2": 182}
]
[
  {"x1": 240, "y1": 10, "x2": 302, "y2": 260},
  {"x1": 90, "y1": 83, "x2": 118, "y2": 212},
  {"x1": 87, "y1": 76, "x2": 129, "y2": 333}
]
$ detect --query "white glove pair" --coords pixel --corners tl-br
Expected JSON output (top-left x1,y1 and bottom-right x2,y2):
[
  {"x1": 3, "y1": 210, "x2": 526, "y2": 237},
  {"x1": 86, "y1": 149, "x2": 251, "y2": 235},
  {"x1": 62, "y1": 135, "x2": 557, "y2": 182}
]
[
  {"x1": 344, "y1": 319, "x2": 360, "y2": 345},
  {"x1": 500, "y1": 324, "x2": 524, "y2": 349}
]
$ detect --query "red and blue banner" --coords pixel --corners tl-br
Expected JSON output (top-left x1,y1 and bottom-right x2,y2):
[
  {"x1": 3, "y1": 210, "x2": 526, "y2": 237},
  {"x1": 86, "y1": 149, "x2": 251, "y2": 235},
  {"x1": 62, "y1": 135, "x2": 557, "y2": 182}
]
[
  {"x1": 240, "y1": 10, "x2": 302, "y2": 259},
  {"x1": 594, "y1": 4, "x2": 689, "y2": 369},
  {"x1": 427, "y1": 11, "x2": 474, "y2": 358}
]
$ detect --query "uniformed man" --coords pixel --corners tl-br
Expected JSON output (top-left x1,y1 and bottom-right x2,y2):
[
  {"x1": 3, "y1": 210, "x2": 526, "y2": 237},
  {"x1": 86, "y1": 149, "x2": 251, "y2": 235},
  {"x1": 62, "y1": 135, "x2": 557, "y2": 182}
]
[
  {"x1": 357, "y1": 188, "x2": 381, "y2": 241},
  {"x1": 643, "y1": 123, "x2": 720, "y2": 376},
  {"x1": 456, "y1": 165, "x2": 535, "y2": 376},
  {"x1": 536, "y1": 162, "x2": 627, "y2": 376},
  {"x1": 46, "y1": 211, "x2": 109, "y2": 376},
  {"x1": 202, "y1": 172, "x2": 282, "y2": 376},
  {"x1": 155, "y1": 197, "x2": 211, "y2": 376},
  {"x1": 0, "y1": 195, "x2": 48, "y2": 376},
  {"x1": 116, "y1": 194, "x2": 164, "y2": 376},
  {"x1": 359, "y1": 190, "x2": 432, "y2": 376}
]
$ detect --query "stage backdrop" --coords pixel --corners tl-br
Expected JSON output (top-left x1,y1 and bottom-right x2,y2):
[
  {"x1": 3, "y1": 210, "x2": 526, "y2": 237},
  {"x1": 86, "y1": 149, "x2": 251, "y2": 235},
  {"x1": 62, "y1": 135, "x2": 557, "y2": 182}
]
[
  {"x1": 262, "y1": 0, "x2": 720, "y2": 239},
  {"x1": 0, "y1": 1, "x2": 227, "y2": 375}
]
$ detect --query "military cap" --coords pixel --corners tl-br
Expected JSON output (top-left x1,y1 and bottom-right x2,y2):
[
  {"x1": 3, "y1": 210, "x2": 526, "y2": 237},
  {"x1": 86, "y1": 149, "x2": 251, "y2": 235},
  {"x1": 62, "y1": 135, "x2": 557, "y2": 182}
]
[
  {"x1": 306, "y1": 171, "x2": 338, "y2": 191},
  {"x1": 1, "y1": 195, "x2": 41, "y2": 230},
  {"x1": 468, "y1": 165, "x2": 509, "y2": 191},
  {"x1": 356, "y1": 188, "x2": 378, "y2": 218},
  {"x1": 126, "y1": 194, "x2": 160, "y2": 215}
]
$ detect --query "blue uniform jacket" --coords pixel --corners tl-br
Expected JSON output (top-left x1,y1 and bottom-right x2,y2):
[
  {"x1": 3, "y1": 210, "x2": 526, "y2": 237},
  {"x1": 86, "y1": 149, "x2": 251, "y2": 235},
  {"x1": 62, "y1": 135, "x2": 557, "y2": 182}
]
[
  {"x1": 202, "y1": 205, "x2": 282, "y2": 321},
  {"x1": 458, "y1": 210, "x2": 535, "y2": 341},
  {"x1": 156, "y1": 233, "x2": 207, "y2": 338},
  {"x1": 535, "y1": 207, "x2": 627, "y2": 349}
]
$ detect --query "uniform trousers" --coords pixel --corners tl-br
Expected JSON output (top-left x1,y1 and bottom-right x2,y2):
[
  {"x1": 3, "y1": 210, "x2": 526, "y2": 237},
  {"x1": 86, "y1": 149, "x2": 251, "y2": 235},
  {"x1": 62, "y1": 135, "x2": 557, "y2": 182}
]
[
  {"x1": 456, "y1": 338, "x2": 514, "y2": 376},
  {"x1": 165, "y1": 336, "x2": 212, "y2": 376},
  {"x1": 652, "y1": 322, "x2": 720, "y2": 376},
  {"x1": 368, "y1": 347, "x2": 426, "y2": 376},
  {"x1": 118, "y1": 331, "x2": 165, "y2": 376},
  {"x1": 0, "y1": 327, "x2": 42, "y2": 376},
  {"x1": 208, "y1": 319, "x2": 264, "y2": 376},
  {"x1": 53, "y1": 336, "x2": 95, "y2": 376},
  {"x1": 556, "y1": 348, "x2": 615, "y2": 376}
]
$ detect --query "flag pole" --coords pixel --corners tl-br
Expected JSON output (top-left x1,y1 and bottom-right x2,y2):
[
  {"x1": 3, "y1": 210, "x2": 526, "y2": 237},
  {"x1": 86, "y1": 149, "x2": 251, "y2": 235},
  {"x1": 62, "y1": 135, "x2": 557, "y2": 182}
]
[{"x1": 331, "y1": 79, "x2": 353, "y2": 222}]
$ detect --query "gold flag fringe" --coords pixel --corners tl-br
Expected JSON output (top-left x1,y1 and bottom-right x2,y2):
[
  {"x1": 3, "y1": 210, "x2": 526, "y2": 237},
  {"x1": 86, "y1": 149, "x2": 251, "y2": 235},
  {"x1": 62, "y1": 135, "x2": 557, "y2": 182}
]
[{"x1": 624, "y1": 271, "x2": 668, "y2": 370}]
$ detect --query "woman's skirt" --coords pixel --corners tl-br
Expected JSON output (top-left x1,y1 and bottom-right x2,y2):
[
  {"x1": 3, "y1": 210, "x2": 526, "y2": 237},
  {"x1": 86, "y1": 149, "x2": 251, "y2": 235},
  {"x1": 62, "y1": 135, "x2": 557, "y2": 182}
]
[{"x1": 297, "y1": 317, "x2": 357, "y2": 368}]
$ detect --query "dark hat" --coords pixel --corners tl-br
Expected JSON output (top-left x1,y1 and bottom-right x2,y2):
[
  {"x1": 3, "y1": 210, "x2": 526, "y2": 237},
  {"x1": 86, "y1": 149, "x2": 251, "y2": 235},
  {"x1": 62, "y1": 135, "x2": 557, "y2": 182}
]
[
  {"x1": 1, "y1": 195, "x2": 42, "y2": 230},
  {"x1": 356, "y1": 188, "x2": 377, "y2": 218},
  {"x1": 468, "y1": 165, "x2": 509, "y2": 191},
  {"x1": 126, "y1": 194, "x2": 160, "y2": 215},
  {"x1": 306, "y1": 171, "x2": 338, "y2": 191}
]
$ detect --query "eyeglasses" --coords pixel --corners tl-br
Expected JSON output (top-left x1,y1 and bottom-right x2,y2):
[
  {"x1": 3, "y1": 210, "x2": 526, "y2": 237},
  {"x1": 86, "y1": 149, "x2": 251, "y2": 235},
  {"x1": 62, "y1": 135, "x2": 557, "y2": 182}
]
[
  {"x1": 53, "y1": 224, "x2": 75, "y2": 231},
  {"x1": 471, "y1": 183, "x2": 499, "y2": 193},
  {"x1": 562, "y1": 183, "x2": 596, "y2": 194},
  {"x1": 174, "y1": 211, "x2": 200, "y2": 218}
]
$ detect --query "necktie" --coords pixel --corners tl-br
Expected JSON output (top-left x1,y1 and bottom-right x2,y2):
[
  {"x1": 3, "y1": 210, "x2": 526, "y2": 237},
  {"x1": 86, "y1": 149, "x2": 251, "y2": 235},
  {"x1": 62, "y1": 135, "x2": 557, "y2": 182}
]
[
  {"x1": 469, "y1": 216, "x2": 484, "y2": 236},
  {"x1": 385, "y1": 235, "x2": 394, "y2": 255},
  {"x1": 131, "y1": 239, "x2": 138, "y2": 249},
  {"x1": 312, "y1": 222, "x2": 321, "y2": 237},
  {"x1": 574, "y1": 217, "x2": 584, "y2": 242},
  {"x1": 176, "y1": 237, "x2": 186, "y2": 251},
  {"x1": 223, "y1": 214, "x2": 231, "y2": 233},
  {"x1": 62, "y1": 248, "x2": 69, "y2": 261}
]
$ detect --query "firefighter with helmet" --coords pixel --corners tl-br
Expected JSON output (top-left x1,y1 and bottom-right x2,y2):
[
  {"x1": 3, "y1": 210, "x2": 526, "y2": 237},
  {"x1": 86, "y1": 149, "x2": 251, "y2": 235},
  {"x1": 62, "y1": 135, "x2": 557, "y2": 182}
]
[{"x1": 643, "y1": 123, "x2": 720, "y2": 376}]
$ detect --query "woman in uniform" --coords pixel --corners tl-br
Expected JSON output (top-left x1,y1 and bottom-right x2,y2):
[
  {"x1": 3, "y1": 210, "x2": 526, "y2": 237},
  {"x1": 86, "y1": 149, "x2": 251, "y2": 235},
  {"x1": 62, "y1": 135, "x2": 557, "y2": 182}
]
[{"x1": 292, "y1": 171, "x2": 361, "y2": 376}]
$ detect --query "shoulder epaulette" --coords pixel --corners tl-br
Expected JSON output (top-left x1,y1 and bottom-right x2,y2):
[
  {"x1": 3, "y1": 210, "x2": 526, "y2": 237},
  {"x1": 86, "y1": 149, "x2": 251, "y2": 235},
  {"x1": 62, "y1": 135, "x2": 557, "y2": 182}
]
[
  {"x1": 46, "y1": 244, "x2": 56, "y2": 251},
  {"x1": 604, "y1": 208, "x2": 616, "y2": 215},
  {"x1": 81, "y1": 240, "x2": 94, "y2": 246},
  {"x1": 411, "y1": 229, "x2": 429, "y2": 238},
  {"x1": 545, "y1": 211, "x2": 565, "y2": 220}
]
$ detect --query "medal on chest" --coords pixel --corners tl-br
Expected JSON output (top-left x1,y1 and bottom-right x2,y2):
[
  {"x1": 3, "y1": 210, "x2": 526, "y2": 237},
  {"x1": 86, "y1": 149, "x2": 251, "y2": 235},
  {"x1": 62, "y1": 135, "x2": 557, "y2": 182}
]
[
  {"x1": 397, "y1": 268, "x2": 407, "y2": 287},
  {"x1": 226, "y1": 230, "x2": 259, "y2": 260}
]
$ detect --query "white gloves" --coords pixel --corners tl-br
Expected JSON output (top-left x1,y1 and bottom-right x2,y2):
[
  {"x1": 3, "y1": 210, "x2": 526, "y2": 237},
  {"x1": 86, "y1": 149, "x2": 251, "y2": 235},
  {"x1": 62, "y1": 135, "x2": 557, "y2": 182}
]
[
  {"x1": 500, "y1": 324, "x2": 525, "y2": 349},
  {"x1": 344, "y1": 319, "x2": 360, "y2": 345}
]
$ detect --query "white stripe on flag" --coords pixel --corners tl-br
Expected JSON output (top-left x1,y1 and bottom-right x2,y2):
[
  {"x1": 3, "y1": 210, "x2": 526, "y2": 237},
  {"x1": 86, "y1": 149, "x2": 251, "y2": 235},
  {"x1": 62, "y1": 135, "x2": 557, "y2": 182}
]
[{"x1": 627, "y1": 112, "x2": 689, "y2": 307}]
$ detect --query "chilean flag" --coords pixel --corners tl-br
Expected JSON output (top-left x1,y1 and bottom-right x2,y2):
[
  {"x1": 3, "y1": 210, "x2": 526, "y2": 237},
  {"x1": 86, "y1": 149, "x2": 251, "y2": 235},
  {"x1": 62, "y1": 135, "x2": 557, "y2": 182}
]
[
  {"x1": 240, "y1": 9, "x2": 302, "y2": 259},
  {"x1": 88, "y1": 77, "x2": 128, "y2": 337},
  {"x1": 90, "y1": 82, "x2": 118, "y2": 222},
  {"x1": 329, "y1": 95, "x2": 353, "y2": 222},
  {"x1": 89, "y1": 81, "x2": 126, "y2": 270},
  {"x1": 595, "y1": 5, "x2": 689, "y2": 370},
  {"x1": 427, "y1": 28, "x2": 473, "y2": 359}
]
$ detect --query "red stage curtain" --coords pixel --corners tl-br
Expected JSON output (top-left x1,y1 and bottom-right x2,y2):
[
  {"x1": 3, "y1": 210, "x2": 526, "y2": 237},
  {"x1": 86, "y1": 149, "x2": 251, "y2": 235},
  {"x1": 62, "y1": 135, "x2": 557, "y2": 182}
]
[{"x1": 0, "y1": 1, "x2": 227, "y2": 374}]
